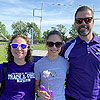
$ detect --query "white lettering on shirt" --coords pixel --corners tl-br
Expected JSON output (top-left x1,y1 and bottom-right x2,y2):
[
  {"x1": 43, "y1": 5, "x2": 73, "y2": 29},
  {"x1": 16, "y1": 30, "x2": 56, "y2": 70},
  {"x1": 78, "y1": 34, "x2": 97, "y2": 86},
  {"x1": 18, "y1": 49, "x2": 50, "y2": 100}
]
[{"x1": 8, "y1": 72, "x2": 35, "y2": 83}]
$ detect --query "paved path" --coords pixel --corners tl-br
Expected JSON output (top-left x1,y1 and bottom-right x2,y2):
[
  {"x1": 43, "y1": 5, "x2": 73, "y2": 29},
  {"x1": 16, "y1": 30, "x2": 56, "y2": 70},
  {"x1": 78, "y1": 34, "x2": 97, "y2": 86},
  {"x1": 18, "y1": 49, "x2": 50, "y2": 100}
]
[{"x1": 32, "y1": 50, "x2": 48, "y2": 57}]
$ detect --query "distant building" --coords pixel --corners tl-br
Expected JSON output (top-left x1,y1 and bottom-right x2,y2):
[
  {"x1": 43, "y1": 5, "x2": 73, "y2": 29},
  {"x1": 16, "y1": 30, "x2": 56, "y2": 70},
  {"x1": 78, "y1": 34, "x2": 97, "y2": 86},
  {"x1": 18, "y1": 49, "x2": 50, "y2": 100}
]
[
  {"x1": 0, "y1": 33, "x2": 8, "y2": 42},
  {"x1": 0, "y1": 37, "x2": 8, "y2": 42}
]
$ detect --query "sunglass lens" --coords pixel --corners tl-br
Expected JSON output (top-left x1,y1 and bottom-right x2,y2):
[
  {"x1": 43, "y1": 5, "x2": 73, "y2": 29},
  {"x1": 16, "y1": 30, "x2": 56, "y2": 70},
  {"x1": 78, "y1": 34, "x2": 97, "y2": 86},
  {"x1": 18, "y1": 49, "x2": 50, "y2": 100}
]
[
  {"x1": 21, "y1": 44, "x2": 28, "y2": 49},
  {"x1": 76, "y1": 17, "x2": 93, "y2": 24},
  {"x1": 47, "y1": 42, "x2": 54, "y2": 47},
  {"x1": 76, "y1": 18, "x2": 83, "y2": 24},
  {"x1": 47, "y1": 42, "x2": 62, "y2": 48},
  {"x1": 11, "y1": 44, "x2": 18, "y2": 49},
  {"x1": 84, "y1": 18, "x2": 92, "y2": 24},
  {"x1": 55, "y1": 42, "x2": 62, "y2": 48}
]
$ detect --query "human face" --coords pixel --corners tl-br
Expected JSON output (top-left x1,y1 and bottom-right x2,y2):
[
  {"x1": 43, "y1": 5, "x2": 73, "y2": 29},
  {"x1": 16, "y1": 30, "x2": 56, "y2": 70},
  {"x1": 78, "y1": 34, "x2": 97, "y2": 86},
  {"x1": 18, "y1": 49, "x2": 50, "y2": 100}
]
[
  {"x1": 11, "y1": 37, "x2": 28, "y2": 62},
  {"x1": 46, "y1": 34, "x2": 63, "y2": 59},
  {"x1": 74, "y1": 10, "x2": 94, "y2": 36}
]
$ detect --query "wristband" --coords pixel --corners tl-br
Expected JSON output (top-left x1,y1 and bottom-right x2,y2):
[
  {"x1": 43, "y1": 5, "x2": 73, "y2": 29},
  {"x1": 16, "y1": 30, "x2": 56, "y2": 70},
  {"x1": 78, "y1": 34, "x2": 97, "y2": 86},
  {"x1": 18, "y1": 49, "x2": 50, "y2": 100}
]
[{"x1": 36, "y1": 90, "x2": 39, "y2": 97}]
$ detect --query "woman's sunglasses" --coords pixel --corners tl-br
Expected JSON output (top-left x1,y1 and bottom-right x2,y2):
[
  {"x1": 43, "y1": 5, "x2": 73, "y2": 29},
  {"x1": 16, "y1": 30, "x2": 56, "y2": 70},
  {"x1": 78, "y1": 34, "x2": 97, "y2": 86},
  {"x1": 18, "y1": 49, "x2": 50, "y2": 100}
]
[
  {"x1": 10, "y1": 43, "x2": 28, "y2": 49},
  {"x1": 75, "y1": 17, "x2": 93, "y2": 24},
  {"x1": 46, "y1": 41, "x2": 63, "y2": 48}
]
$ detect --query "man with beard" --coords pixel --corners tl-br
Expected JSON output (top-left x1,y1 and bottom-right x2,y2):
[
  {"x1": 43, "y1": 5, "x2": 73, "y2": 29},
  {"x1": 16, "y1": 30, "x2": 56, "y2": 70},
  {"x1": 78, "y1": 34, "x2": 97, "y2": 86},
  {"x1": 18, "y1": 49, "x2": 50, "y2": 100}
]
[{"x1": 60, "y1": 6, "x2": 100, "y2": 100}]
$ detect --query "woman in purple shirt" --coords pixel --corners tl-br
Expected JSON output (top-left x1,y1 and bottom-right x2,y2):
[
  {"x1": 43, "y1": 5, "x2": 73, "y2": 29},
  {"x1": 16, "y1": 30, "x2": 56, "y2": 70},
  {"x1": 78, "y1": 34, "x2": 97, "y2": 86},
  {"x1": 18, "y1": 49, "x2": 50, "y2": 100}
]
[{"x1": 0, "y1": 33, "x2": 35, "y2": 100}]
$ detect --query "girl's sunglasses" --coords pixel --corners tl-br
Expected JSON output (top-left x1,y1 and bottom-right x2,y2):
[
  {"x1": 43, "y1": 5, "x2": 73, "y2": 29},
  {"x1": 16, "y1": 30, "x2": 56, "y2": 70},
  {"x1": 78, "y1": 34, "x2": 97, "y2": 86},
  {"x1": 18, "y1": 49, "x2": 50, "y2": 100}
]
[
  {"x1": 75, "y1": 17, "x2": 93, "y2": 24},
  {"x1": 10, "y1": 43, "x2": 28, "y2": 49},
  {"x1": 47, "y1": 41, "x2": 63, "y2": 48}
]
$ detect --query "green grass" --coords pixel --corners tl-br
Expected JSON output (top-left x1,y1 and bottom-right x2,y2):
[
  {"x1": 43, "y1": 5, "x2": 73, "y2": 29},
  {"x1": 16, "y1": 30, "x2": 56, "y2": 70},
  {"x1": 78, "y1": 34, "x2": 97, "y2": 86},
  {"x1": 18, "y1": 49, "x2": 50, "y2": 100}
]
[
  {"x1": 0, "y1": 42, "x2": 8, "y2": 63},
  {"x1": 32, "y1": 44, "x2": 47, "y2": 50},
  {"x1": 0, "y1": 42, "x2": 46, "y2": 63}
]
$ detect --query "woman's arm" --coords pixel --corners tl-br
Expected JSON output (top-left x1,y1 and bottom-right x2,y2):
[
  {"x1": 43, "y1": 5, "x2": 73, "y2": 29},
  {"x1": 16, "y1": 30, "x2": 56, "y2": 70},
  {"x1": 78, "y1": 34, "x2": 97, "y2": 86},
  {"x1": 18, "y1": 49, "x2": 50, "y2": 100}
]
[{"x1": 35, "y1": 80, "x2": 50, "y2": 100}]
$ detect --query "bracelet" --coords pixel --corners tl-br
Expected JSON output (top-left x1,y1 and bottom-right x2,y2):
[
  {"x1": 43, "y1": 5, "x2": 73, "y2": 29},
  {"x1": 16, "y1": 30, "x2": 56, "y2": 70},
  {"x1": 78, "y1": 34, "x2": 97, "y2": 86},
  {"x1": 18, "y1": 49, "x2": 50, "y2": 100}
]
[{"x1": 36, "y1": 90, "x2": 39, "y2": 97}]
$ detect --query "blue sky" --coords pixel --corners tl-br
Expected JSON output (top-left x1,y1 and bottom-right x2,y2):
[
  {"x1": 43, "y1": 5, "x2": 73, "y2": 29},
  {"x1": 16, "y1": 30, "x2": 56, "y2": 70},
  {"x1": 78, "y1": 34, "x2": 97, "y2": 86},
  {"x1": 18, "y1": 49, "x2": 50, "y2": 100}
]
[{"x1": 0, "y1": 0, "x2": 100, "y2": 37}]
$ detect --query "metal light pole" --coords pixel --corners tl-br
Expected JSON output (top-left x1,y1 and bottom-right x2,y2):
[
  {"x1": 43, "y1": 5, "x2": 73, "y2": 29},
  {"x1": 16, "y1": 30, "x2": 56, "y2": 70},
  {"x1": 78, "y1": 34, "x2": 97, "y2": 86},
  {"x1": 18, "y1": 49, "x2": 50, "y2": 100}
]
[
  {"x1": 32, "y1": 27, "x2": 34, "y2": 48},
  {"x1": 32, "y1": 3, "x2": 43, "y2": 48}
]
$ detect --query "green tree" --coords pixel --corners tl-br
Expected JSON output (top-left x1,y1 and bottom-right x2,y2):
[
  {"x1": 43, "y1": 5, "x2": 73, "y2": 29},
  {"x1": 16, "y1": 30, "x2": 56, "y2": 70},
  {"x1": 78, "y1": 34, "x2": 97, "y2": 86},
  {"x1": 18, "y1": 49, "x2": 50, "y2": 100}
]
[
  {"x1": 42, "y1": 29, "x2": 50, "y2": 42},
  {"x1": 51, "y1": 24, "x2": 68, "y2": 42},
  {"x1": 11, "y1": 21, "x2": 41, "y2": 43},
  {"x1": 26, "y1": 22, "x2": 41, "y2": 43},
  {"x1": 6, "y1": 34, "x2": 12, "y2": 40},
  {"x1": 11, "y1": 21, "x2": 27, "y2": 36},
  {"x1": 69, "y1": 24, "x2": 78, "y2": 40}
]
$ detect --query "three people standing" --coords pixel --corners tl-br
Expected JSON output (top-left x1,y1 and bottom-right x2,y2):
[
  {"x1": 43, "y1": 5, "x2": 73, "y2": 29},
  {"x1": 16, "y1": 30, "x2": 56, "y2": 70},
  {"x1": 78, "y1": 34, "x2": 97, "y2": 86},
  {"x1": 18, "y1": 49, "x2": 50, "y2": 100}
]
[{"x1": 0, "y1": 5, "x2": 100, "y2": 100}]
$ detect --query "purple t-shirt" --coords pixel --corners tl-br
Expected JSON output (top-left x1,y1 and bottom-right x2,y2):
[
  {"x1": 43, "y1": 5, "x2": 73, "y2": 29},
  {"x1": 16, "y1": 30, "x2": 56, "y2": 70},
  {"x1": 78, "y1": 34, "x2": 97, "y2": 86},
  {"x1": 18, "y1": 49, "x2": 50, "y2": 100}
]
[
  {"x1": 60, "y1": 34, "x2": 100, "y2": 100},
  {"x1": 0, "y1": 62, "x2": 35, "y2": 100}
]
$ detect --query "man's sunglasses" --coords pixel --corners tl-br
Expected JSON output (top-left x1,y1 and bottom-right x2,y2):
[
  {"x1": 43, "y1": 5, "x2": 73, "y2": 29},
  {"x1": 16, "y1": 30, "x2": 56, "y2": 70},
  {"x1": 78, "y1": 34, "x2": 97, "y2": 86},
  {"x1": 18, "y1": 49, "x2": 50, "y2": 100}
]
[
  {"x1": 75, "y1": 17, "x2": 93, "y2": 24},
  {"x1": 46, "y1": 41, "x2": 63, "y2": 48},
  {"x1": 10, "y1": 43, "x2": 28, "y2": 49}
]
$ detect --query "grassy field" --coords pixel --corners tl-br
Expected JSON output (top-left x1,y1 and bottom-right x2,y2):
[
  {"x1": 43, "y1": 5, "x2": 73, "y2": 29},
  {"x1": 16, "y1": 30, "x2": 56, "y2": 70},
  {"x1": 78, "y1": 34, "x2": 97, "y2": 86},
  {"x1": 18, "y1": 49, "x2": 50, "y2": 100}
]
[
  {"x1": 0, "y1": 42, "x2": 46, "y2": 63},
  {"x1": 0, "y1": 42, "x2": 8, "y2": 63},
  {"x1": 32, "y1": 43, "x2": 47, "y2": 50}
]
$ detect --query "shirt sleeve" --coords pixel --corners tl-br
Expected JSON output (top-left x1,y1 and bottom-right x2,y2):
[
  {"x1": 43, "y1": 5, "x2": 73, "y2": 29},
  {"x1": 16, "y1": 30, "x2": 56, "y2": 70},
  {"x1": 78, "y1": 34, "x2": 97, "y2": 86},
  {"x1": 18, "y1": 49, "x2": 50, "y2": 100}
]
[
  {"x1": 0, "y1": 63, "x2": 4, "y2": 83},
  {"x1": 34, "y1": 62, "x2": 41, "y2": 80},
  {"x1": 59, "y1": 43, "x2": 70, "y2": 57}
]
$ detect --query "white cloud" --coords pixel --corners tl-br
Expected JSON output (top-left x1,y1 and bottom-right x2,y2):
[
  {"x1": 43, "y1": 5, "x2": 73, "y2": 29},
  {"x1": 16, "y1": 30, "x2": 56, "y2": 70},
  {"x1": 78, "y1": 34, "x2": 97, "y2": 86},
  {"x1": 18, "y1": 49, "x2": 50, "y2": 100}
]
[
  {"x1": 8, "y1": 0, "x2": 22, "y2": 4},
  {"x1": 42, "y1": 18, "x2": 74, "y2": 26},
  {"x1": 0, "y1": 0, "x2": 100, "y2": 35}
]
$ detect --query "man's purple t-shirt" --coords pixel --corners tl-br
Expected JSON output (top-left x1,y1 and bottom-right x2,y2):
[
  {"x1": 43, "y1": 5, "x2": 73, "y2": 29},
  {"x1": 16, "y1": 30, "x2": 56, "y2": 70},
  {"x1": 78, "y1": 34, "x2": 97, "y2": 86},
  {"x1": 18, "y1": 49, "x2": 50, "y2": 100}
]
[
  {"x1": 0, "y1": 62, "x2": 35, "y2": 100},
  {"x1": 60, "y1": 34, "x2": 100, "y2": 100}
]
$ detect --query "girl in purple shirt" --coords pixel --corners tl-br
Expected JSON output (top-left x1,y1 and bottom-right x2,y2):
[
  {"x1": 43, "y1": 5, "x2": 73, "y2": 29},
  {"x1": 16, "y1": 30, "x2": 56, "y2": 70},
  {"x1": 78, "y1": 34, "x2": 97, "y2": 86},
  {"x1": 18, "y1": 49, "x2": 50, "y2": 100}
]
[{"x1": 0, "y1": 33, "x2": 35, "y2": 100}]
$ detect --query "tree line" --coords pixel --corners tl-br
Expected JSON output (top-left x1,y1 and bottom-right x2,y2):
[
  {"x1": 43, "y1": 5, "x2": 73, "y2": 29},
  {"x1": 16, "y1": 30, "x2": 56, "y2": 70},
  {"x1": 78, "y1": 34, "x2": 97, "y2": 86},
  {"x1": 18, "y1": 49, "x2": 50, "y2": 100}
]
[{"x1": 0, "y1": 21, "x2": 100, "y2": 43}]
